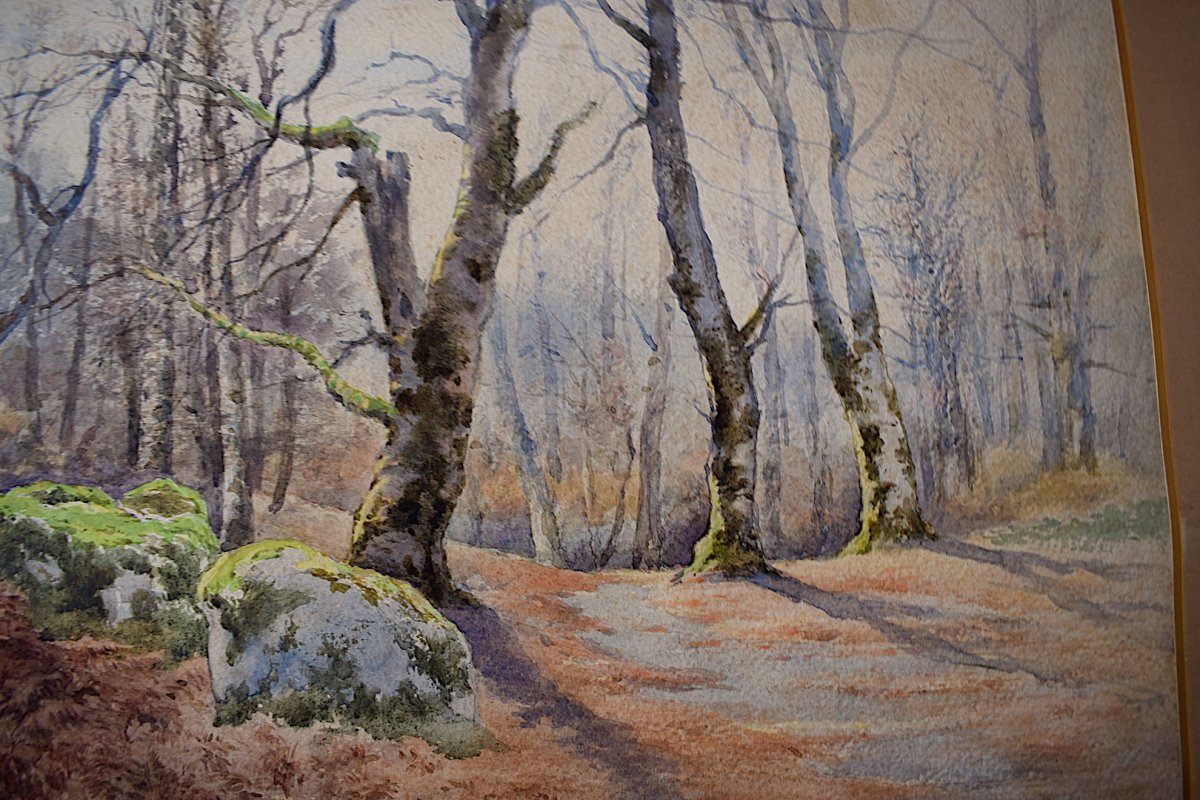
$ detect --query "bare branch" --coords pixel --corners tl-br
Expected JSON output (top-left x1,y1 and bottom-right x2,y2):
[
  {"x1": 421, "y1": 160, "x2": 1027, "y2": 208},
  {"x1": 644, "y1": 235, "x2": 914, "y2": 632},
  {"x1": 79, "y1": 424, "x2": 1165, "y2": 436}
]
[
  {"x1": 450, "y1": 0, "x2": 485, "y2": 36},
  {"x1": 240, "y1": 189, "x2": 362, "y2": 299},
  {"x1": 1081, "y1": 359, "x2": 1135, "y2": 378},
  {"x1": 277, "y1": 0, "x2": 358, "y2": 114},
  {"x1": 367, "y1": 50, "x2": 466, "y2": 87},
  {"x1": 953, "y1": 0, "x2": 1023, "y2": 71},
  {"x1": 739, "y1": 278, "x2": 781, "y2": 352},
  {"x1": 1011, "y1": 313, "x2": 1052, "y2": 341},
  {"x1": 356, "y1": 101, "x2": 467, "y2": 141},
  {"x1": 549, "y1": 115, "x2": 643, "y2": 200},
  {"x1": 505, "y1": 100, "x2": 598, "y2": 214},
  {"x1": 3, "y1": 161, "x2": 56, "y2": 225},
  {"x1": 597, "y1": 0, "x2": 654, "y2": 50}
]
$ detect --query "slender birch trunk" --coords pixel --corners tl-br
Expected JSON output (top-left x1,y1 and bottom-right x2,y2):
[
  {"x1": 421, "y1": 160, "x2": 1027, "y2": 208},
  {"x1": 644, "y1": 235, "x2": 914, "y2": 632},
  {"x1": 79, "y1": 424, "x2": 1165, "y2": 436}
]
[
  {"x1": 632, "y1": 237, "x2": 674, "y2": 569},
  {"x1": 489, "y1": 304, "x2": 566, "y2": 567}
]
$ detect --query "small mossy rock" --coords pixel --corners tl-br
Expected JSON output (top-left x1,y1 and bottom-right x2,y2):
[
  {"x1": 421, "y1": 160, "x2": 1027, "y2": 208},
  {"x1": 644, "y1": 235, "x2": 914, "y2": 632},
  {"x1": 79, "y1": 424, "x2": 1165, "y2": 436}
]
[
  {"x1": 199, "y1": 539, "x2": 485, "y2": 756},
  {"x1": 121, "y1": 478, "x2": 207, "y2": 519},
  {"x1": 0, "y1": 479, "x2": 218, "y2": 662}
]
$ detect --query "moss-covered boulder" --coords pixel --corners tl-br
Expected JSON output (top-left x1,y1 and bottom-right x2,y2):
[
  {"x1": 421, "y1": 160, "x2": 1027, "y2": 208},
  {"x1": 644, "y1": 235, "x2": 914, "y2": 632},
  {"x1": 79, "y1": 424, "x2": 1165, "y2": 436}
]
[
  {"x1": 198, "y1": 539, "x2": 484, "y2": 755},
  {"x1": 0, "y1": 478, "x2": 218, "y2": 662}
]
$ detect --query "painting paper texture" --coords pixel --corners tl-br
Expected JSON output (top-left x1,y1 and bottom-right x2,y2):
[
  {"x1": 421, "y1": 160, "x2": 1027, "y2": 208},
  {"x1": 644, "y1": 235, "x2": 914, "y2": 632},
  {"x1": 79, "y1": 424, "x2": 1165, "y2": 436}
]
[{"x1": 0, "y1": 0, "x2": 1183, "y2": 797}]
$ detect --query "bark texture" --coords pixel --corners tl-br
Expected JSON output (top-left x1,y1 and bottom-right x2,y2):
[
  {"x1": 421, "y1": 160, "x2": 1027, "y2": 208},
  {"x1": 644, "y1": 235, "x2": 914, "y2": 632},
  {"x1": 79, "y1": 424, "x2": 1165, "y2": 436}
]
[
  {"x1": 626, "y1": 0, "x2": 767, "y2": 575},
  {"x1": 725, "y1": 0, "x2": 931, "y2": 555},
  {"x1": 350, "y1": 0, "x2": 587, "y2": 601}
]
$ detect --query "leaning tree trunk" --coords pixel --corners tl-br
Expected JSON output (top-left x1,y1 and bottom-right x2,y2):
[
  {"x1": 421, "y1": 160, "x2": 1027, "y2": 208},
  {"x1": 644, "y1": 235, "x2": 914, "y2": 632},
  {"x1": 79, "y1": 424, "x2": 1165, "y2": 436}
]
[
  {"x1": 637, "y1": 0, "x2": 767, "y2": 576},
  {"x1": 131, "y1": 0, "x2": 582, "y2": 603},
  {"x1": 632, "y1": 237, "x2": 674, "y2": 569}
]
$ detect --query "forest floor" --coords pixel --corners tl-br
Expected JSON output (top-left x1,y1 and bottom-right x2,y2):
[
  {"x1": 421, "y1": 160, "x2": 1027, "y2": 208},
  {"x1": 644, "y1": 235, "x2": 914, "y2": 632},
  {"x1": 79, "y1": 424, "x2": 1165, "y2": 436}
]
[{"x1": 0, "y1": 520, "x2": 1183, "y2": 799}]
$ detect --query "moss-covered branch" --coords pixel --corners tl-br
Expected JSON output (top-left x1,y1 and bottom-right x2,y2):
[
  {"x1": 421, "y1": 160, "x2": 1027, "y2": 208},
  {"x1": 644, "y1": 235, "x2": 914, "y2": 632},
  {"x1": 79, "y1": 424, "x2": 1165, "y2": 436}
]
[
  {"x1": 132, "y1": 264, "x2": 400, "y2": 424},
  {"x1": 738, "y1": 278, "x2": 779, "y2": 349},
  {"x1": 80, "y1": 48, "x2": 379, "y2": 152},
  {"x1": 504, "y1": 101, "x2": 598, "y2": 215}
]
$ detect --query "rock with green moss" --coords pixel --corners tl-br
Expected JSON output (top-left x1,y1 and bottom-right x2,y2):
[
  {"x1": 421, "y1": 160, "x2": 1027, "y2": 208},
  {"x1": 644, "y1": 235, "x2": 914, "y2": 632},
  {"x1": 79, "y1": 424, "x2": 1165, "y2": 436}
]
[
  {"x1": 198, "y1": 539, "x2": 484, "y2": 755},
  {"x1": 0, "y1": 479, "x2": 218, "y2": 662}
]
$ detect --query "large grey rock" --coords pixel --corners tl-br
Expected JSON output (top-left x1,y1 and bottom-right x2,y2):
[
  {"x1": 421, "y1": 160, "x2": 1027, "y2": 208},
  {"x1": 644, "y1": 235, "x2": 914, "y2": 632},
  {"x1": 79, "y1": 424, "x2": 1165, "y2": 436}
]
[
  {"x1": 198, "y1": 539, "x2": 485, "y2": 755},
  {"x1": 0, "y1": 479, "x2": 217, "y2": 662}
]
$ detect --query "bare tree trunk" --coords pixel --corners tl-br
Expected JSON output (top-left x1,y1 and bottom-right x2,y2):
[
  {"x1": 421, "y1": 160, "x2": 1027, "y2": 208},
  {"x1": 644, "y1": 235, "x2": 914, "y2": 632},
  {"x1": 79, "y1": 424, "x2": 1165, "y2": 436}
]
[
  {"x1": 139, "y1": 0, "x2": 186, "y2": 476},
  {"x1": 21, "y1": 309, "x2": 42, "y2": 448},
  {"x1": 1072, "y1": 270, "x2": 1098, "y2": 471},
  {"x1": 737, "y1": 143, "x2": 786, "y2": 549},
  {"x1": 59, "y1": 206, "x2": 95, "y2": 449},
  {"x1": 267, "y1": 278, "x2": 299, "y2": 514},
  {"x1": 595, "y1": 426, "x2": 635, "y2": 569},
  {"x1": 632, "y1": 237, "x2": 673, "y2": 569},
  {"x1": 631, "y1": 0, "x2": 767, "y2": 575},
  {"x1": 191, "y1": 0, "x2": 255, "y2": 547},
  {"x1": 350, "y1": 0, "x2": 575, "y2": 603},
  {"x1": 532, "y1": 265, "x2": 564, "y2": 482},
  {"x1": 1001, "y1": 258, "x2": 1029, "y2": 444},
  {"x1": 1005, "y1": 7, "x2": 1097, "y2": 472},
  {"x1": 12, "y1": 183, "x2": 43, "y2": 447},
  {"x1": 489, "y1": 304, "x2": 566, "y2": 566},
  {"x1": 725, "y1": 1, "x2": 930, "y2": 555},
  {"x1": 800, "y1": 332, "x2": 836, "y2": 555}
]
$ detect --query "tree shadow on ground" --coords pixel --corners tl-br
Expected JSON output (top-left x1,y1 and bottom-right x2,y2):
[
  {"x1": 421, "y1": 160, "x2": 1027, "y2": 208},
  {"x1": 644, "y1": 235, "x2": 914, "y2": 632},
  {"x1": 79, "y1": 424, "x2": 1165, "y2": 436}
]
[
  {"x1": 921, "y1": 539, "x2": 1168, "y2": 623},
  {"x1": 444, "y1": 603, "x2": 684, "y2": 800},
  {"x1": 747, "y1": 571, "x2": 1061, "y2": 684}
]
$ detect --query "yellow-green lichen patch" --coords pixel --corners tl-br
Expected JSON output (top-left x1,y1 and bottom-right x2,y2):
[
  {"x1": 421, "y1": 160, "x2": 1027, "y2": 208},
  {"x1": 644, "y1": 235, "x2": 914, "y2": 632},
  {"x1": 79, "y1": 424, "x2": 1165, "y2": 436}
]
[
  {"x1": 197, "y1": 538, "x2": 300, "y2": 598},
  {"x1": 199, "y1": 539, "x2": 445, "y2": 626},
  {"x1": 685, "y1": 472, "x2": 766, "y2": 577},
  {"x1": 291, "y1": 545, "x2": 444, "y2": 625}
]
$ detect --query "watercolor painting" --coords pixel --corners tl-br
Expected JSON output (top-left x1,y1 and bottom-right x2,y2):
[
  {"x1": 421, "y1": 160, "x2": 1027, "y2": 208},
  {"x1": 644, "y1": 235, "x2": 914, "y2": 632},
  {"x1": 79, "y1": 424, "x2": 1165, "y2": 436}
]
[{"x1": 0, "y1": 0, "x2": 1183, "y2": 797}]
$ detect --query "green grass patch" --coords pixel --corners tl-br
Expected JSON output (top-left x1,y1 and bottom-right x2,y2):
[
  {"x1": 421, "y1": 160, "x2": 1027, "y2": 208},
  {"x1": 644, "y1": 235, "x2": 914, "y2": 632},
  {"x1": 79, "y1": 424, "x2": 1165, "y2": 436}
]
[{"x1": 984, "y1": 499, "x2": 1170, "y2": 550}]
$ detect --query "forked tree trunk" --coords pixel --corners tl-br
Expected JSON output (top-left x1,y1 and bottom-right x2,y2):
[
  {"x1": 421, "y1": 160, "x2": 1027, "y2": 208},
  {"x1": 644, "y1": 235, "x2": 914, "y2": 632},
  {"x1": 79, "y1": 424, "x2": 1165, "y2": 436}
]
[
  {"x1": 350, "y1": 0, "x2": 559, "y2": 603},
  {"x1": 636, "y1": 0, "x2": 767, "y2": 576}
]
